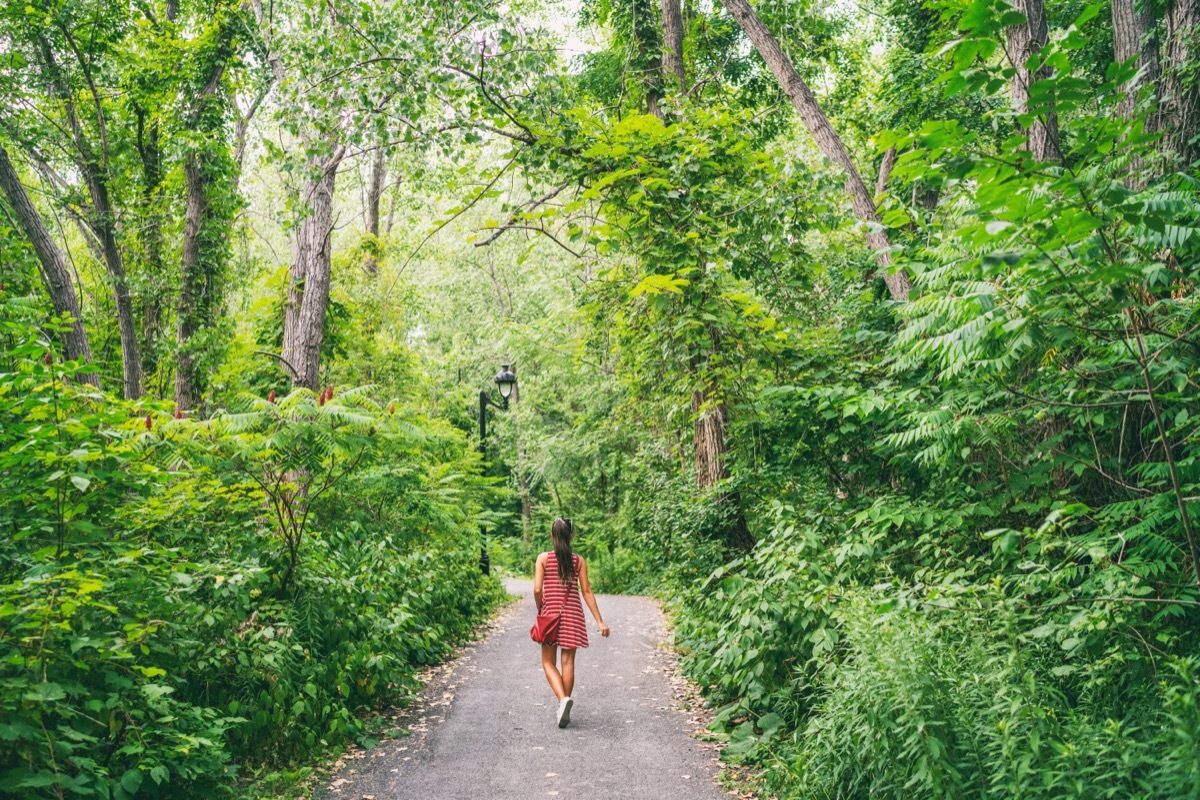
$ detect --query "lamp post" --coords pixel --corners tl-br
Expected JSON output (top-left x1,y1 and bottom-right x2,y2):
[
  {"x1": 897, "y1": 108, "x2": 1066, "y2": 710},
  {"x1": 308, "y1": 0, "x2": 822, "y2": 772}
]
[{"x1": 478, "y1": 363, "x2": 517, "y2": 575}]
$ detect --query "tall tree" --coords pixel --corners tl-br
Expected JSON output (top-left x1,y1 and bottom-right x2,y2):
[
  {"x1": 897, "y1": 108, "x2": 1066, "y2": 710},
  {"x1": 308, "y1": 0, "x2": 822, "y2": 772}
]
[
  {"x1": 1111, "y1": 0, "x2": 1161, "y2": 124},
  {"x1": 0, "y1": 144, "x2": 98, "y2": 386},
  {"x1": 281, "y1": 146, "x2": 346, "y2": 390},
  {"x1": 1162, "y1": 0, "x2": 1200, "y2": 164},
  {"x1": 717, "y1": 0, "x2": 910, "y2": 301},
  {"x1": 661, "y1": 0, "x2": 688, "y2": 95},
  {"x1": 364, "y1": 144, "x2": 387, "y2": 277},
  {"x1": 1004, "y1": 0, "x2": 1061, "y2": 161},
  {"x1": 175, "y1": 3, "x2": 244, "y2": 411}
]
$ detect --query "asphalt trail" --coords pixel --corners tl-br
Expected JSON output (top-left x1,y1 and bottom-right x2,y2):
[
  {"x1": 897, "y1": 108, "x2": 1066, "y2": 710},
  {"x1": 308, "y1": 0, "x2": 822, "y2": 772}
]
[{"x1": 326, "y1": 579, "x2": 728, "y2": 799}]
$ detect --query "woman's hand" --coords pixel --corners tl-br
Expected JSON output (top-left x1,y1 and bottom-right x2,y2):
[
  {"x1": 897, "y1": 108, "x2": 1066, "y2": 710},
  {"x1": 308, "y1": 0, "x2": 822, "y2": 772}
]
[{"x1": 598, "y1": 622, "x2": 610, "y2": 637}]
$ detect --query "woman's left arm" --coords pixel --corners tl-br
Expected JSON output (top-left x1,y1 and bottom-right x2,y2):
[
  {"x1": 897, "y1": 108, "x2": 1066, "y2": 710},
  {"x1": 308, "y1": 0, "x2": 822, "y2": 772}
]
[{"x1": 578, "y1": 559, "x2": 610, "y2": 637}]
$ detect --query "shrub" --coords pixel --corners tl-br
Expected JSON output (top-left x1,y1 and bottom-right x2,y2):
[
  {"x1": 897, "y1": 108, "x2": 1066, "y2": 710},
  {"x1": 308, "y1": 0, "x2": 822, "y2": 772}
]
[{"x1": 0, "y1": 310, "x2": 504, "y2": 798}]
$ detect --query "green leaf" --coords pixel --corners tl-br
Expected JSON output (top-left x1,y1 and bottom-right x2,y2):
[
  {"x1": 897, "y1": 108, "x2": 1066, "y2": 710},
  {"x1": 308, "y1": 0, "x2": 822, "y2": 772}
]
[{"x1": 120, "y1": 769, "x2": 142, "y2": 795}]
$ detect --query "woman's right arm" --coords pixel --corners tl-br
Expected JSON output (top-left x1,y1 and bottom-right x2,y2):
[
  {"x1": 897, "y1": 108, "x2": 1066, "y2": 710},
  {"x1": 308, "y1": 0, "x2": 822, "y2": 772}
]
[
  {"x1": 578, "y1": 559, "x2": 610, "y2": 637},
  {"x1": 533, "y1": 554, "x2": 545, "y2": 610}
]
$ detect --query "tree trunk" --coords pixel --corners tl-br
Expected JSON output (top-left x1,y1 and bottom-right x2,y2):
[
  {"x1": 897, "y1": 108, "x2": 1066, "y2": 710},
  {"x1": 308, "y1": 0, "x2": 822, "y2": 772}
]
[
  {"x1": 87, "y1": 174, "x2": 142, "y2": 399},
  {"x1": 1162, "y1": 0, "x2": 1200, "y2": 164},
  {"x1": 635, "y1": 0, "x2": 665, "y2": 120},
  {"x1": 692, "y1": 386, "x2": 729, "y2": 491},
  {"x1": 661, "y1": 0, "x2": 688, "y2": 94},
  {"x1": 1112, "y1": 0, "x2": 1162, "y2": 123},
  {"x1": 0, "y1": 144, "x2": 98, "y2": 387},
  {"x1": 875, "y1": 145, "x2": 897, "y2": 199},
  {"x1": 364, "y1": 145, "x2": 385, "y2": 276},
  {"x1": 1005, "y1": 0, "x2": 1061, "y2": 161},
  {"x1": 717, "y1": 0, "x2": 910, "y2": 301},
  {"x1": 175, "y1": 155, "x2": 206, "y2": 412},
  {"x1": 691, "y1": 359, "x2": 754, "y2": 551},
  {"x1": 134, "y1": 107, "x2": 167, "y2": 380},
  {"x1": 282, "y1": 147, "x2": 344, "y2": 391}
]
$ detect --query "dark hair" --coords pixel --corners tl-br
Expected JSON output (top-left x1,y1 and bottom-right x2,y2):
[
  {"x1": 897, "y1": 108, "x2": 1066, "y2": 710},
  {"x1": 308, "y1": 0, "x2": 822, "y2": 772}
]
[{"x1": 551, "y1": 518, "x2": 575, "y2": 583}]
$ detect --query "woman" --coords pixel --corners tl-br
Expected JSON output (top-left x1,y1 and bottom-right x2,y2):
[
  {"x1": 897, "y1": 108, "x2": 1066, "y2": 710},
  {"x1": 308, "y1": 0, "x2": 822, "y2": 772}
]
[{"x1": 533, "y1": 518, "x2": 610, "y2": 728}]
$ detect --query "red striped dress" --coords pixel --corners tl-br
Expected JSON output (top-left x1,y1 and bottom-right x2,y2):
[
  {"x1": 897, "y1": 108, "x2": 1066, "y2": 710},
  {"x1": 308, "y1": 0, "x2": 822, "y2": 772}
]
[{"x1": 540, "y1": 552, "x2": 589, "y2": 649}]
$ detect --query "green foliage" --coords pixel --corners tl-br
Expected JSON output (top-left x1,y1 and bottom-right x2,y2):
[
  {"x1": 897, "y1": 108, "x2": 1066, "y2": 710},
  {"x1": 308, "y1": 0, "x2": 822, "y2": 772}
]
[
  {"x1": 7, "y1": 0, "x2": 1200, "y2": 795},
  {"x1": 0, "y1": 308, "x2": 504, "y2": 798}
]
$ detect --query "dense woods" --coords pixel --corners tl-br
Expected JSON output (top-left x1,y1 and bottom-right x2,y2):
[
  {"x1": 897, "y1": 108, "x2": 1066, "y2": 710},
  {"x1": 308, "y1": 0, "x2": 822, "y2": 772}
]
[{"x1": 2, "y1": 0, "x2": 1200, "y2": 797}]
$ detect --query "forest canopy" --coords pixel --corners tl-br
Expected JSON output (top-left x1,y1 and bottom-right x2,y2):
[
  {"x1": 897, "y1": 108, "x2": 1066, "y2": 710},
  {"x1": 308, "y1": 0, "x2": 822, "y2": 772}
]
[{"x1": 2, "y1": 0, "x2": 1200, "y2": 797}]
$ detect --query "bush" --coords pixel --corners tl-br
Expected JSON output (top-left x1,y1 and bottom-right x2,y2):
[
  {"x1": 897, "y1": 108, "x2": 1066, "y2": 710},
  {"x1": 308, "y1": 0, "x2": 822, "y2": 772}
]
[{"x1": 0, "y1": 310, "x2": 504, "y2": 798}]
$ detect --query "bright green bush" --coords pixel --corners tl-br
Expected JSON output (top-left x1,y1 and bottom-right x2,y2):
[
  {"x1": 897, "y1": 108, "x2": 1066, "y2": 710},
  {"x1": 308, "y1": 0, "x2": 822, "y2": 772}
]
[{"x1": 0, "y1": 310, "x2": 504, "y2": 798}]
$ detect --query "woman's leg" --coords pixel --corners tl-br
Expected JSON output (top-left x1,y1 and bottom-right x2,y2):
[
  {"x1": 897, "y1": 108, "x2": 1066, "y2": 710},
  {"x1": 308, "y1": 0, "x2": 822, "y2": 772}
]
[
  {"x1": 560, "y1": 648, "x2": 577, "y2": 698},
  {"x1": 540, "y1": 644, "x2": 566, "y2": 700}
]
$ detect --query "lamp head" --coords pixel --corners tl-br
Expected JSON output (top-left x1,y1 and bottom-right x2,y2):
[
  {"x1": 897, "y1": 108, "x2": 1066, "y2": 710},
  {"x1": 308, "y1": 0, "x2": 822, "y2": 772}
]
[{"x1": 494, "y1": 364, "x2": 517, "y2": 399}]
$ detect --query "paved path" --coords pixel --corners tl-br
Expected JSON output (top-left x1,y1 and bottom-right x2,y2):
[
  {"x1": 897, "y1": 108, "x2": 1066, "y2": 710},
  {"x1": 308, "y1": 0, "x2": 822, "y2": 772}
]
[{"x1": 326, "y1": 579, "x2": 727, "y2": 799}]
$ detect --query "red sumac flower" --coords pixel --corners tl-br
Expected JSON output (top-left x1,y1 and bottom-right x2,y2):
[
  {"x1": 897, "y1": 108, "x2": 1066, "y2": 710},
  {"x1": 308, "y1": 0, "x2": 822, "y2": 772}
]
[
  {"x1": 268, "y1": 389, "x2": 276, "y2": 404},
  {"x1": 145, "y1": 414, "x2": 153, "y2": 430}
]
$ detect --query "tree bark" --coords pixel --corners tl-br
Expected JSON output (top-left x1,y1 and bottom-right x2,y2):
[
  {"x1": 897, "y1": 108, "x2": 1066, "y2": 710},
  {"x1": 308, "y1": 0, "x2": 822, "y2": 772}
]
[
  {"x1": 175, "y1": 155, "x2": 206, "y2": 412},
  {"x1": 1162, "y1": 0, "x2": 1200, "y2": 164},
  {"x1": 364, "y1": 145, "x2": 385, "y2": 276},
  {"x1": 692, "y1": 386, "x2": 729, "y2": 492},
  {"x1": 282, "y1": 147, "x2": 345, "y2": 390},
  {"x1": 134, "y1": 106, "x2": 166, "y2": 379},
  {"x1": 691, "y1": 338, "x2": 754, "y2": 551},
  {"x1": 661, "y1": 0, "x2": 688, "y2": 94},
  {"x1": 1004, "y1": 0, "x2": 1062, "y2": 161},
  {"x1": 875, "y1": 145, "x2": 897, "y2": 199},
  {"x1": 634, "y1": 0, "x2": 665, "y2": 120},
  {"x1": 88, "y1": 175, "x2": 143, "y2": 399},
  {"x1": 1112, "y1": 0, "x2": 1162, "y2": 123},
  {"x1": 0, "y1": 144, "x2": 98, "y2": 387},
  {"x1": 174, "y1": 21, "x2": 240, "y2": 413},
  {"x1": 717, "y1": 0, "x2": 910, "y2": 301}
]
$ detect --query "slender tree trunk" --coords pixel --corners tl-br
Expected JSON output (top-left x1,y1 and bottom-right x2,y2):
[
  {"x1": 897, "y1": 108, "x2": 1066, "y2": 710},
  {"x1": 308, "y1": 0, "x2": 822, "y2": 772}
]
[
  {"x1": 0, "y1": 144, "x2": 98, "y2": 386},
  {"x1": 1005, "y1": 0, "x2": 1061, "y2": 161},
  {"x1": 175, "y1": 156, "x2": 206, "y2": 412},
  {"x1": 635, "y1": 0, "x2": 665, "y2": 120},
  {"x1": 87, "y1": 174, "x2": 142, "y2": 399},
  {"x1": 661, "y1": 0, "x2": 688, "y2": 94},
  {"x1": 717, "y1": 0, "x2": 909, "y2": 301},
  {"x1": 691, "y1": 339, "x2": 754, "y2": 551},
  {"x1": 692, "y1": 386, "x2": 729, "y2": 491},
  {"x1": 282, "y1": 147, "x2": 344, "y2": 390},
  {"x1": 1112, "y1": 0, "x2": 1162, "y2": 123},
  {"x1": 1162, "y1": 0, "x2": 1200, "y2": 164},
  {"x1": 135, "y1": 109, "x2": 166, "y2": 379},
  {"x1": 174, "y1": 13, "x2": 242, "y2": 412},
  {"x1": 875, "y1": 145, "x2": 897, "y2": 199},
  {"x1": 364, "y1": 145, "x2": 385, "y2": 276}
]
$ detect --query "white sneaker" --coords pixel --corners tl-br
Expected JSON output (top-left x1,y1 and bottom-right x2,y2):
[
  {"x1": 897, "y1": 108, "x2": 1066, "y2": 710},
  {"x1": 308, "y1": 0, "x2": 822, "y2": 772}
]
[{"x1": 557, "y1": 696, "x2": 573, "y2": 728}]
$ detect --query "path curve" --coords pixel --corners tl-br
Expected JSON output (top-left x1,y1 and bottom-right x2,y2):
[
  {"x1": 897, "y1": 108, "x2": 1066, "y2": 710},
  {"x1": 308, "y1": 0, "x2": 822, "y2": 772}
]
[{"x1": 323, "y1": 579, "x2": 728, "y2": 799}]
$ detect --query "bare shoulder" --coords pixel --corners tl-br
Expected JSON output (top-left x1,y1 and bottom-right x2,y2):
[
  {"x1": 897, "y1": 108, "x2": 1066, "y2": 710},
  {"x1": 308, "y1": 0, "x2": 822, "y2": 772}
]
[
  {"x1": 575, "y1": 554, "x2": 587, "y2": 568},
  {"x1": 535, "y1": 552, "x2": 548, "y2": 565}
]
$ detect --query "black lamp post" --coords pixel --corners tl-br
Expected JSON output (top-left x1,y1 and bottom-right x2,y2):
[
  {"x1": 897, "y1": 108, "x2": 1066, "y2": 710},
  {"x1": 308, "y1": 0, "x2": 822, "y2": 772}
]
[{"x1": 478, "y1": 363, "x2": 517, "y2": 575}]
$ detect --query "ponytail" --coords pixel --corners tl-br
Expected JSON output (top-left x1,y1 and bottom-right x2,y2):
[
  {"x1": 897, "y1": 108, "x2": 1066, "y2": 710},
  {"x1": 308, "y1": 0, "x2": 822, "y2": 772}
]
[{"x1": 551, "y1": 518, "x2": 575, "y2": 583}]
